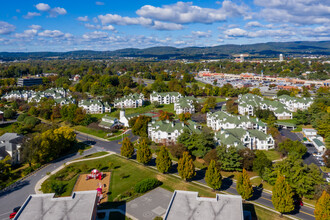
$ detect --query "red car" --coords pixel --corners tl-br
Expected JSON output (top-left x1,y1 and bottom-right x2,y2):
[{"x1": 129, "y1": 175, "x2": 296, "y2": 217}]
[{"x1": 9, "y1": 207, "x2": 20, "y2": 219}]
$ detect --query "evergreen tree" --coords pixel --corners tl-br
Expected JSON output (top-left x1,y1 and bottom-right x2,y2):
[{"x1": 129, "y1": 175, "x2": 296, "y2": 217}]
[
  {"x1": 272, "y1": 175, "x2": 295, "y2": 215},
  {"x1": 136, "y1": 139, "x2": 152, "y2": 165},
  {"x1": 156, "y1": 146, "x2": 172, "y2": 173},
  {"x1": 314, "y1": 191, "x2": 330, "y2": 220},
  {"x1": 120, "y1": 137, "x2": 134, "y2": 158},
  {"x1": 177, "y1": 152, "x2": 195, "y2": 181},
  {"x1": 236, "y1": 168, "x2": 253, "y2": 200},
  {"x1": 205, "y1": 160, "x2": 222, "y2": 190}
]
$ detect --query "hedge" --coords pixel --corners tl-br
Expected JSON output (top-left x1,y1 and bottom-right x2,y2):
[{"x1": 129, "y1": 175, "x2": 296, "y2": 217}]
[{"x1": 134, "y1": 178, "x2": 162, "y2": 193}]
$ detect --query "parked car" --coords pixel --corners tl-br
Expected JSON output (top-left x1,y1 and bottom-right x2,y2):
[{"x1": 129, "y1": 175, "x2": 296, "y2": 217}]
[
  {"x1": 326, "y1": 178, "x2": 330, "y2": 183},
  {"x1": 9, "y1": 207, "x2": 20, "y2": 219}
]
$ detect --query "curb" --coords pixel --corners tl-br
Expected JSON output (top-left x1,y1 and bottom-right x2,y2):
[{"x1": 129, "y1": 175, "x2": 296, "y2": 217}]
[{"x1": 34, "y1": 151, "x2": 114, "y2": 194}]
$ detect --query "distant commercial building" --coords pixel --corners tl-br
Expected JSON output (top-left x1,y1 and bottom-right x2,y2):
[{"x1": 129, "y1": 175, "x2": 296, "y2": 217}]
[
  {"x1": 164, "y1": 190, "x2": 244, "y2": 220},
  {"x1": 279, "y1": 54, "x2": 284, "y2": 61},
  {"x1": 14, "y1": 191, "x2": 98, "y2": 220},
  {"x1": 17, "y1": 77, "x2": 43, "y2": 87}
]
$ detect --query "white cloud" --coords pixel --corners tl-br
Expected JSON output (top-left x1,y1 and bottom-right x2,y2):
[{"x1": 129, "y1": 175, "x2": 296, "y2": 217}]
[
  {"x1": 245, "y1": 21, "x2": 263, "y2": 27},
  {"x1": 23, "y1": 12, "x2": 41, "y2": 19},
  {"x1": 223, "y1": 27, "x2": 296, "y2": 38},
  {"x1": 15, "y1": 29, "x2": 38, "y2": 38},
  {"x1": 152, "y1": 21, "x2": 183, "y2": 30},
  {"x1": 49, "y1": 7, "x2": 67, "y2": 17},
  {"x1": 98, "y1": 14, "x2": 152, "y2": 26},
  {"x1": 0, "y1": 21, "x2": 16, "y2": 35},
  {"x1": 191, "y1": 30, "x2": 212, "y2": 38},
  {"x1": 36, "y1": 3, "x2": 51, "y2": 12},
  {"x1": 29, "y1": 24, "x2": 42, "y2": 30},
  {"x1": 102, "y1": 25, "x2": 115, "y2": 31},
  {"x1": 254, "y1": 0, "x2": 330, "y2": 25},
  {"x1": 35, "y1": 3, "x2": 67, "y2": 17},
  {"x1": 136, "y1": 1, "x2": 248, "y2": 24},
  {"x1": 223, "y1": 28, "x2": 248, "y2": 37},
  {"x1": 77, "y1": 16, "x2": 89, "y2": 22},
  {"x1": 38, "y1": 30, "x2": 65, "y2": 38},
  {"x1": 95, "y1": 1, "x2": 105, "y2": 5},
  {"x1": 82, "y1": 31, "x2": 109, "y2": 40}
]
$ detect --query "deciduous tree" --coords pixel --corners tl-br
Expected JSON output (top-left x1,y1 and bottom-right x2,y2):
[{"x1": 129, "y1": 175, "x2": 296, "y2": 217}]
[
  {"x1": 156, "y1": 146, "x2": 172, "y2": 173},
  {"x1": 314, "y1": 191, "x2": 330, "y2": 220},
  {"x1": 120, "y1": 137, "x2": 134, "y2": 159},
  {"x1": 136, "y1": 139, "x2": 152, "y2": 165},
  {"x1": 178, "y1": 152, "x2": 195, "y2": 181},
  {"x1": 272, "y1": 175, "x2": 295, "y2": 215},
  {"x1": 205, "y1": 160, "x2": 222, "y2": 190},
  {"x1": 236, "y1": 168, "x2": 253, "y2": 200}
]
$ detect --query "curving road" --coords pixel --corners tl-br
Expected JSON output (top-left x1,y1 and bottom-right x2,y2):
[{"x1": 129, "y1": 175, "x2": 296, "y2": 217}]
[{"x1": 0, "y1": 130, "x2": 315, "y2": 220}]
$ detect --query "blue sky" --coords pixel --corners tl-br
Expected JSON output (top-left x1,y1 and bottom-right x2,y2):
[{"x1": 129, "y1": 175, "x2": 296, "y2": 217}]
[{"x1": 0, "y1": 0, "x2": 329, "y2": 52}]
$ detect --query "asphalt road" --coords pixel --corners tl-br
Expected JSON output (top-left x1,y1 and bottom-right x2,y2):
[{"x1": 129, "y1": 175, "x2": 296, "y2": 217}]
[{"x1": 0, "y1": 130, "x2": 316, "y2": 220}]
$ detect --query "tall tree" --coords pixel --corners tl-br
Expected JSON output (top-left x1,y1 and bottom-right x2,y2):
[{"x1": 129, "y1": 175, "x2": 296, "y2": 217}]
[
  {"x1": 272, "y1": 175, "x2": 295, "y2": 215},
  {"x1": 136, "y1": 139, "x2": 152, "y2": 165},
  {"x1": 178, "y1": 152, "x2": 195, "y2": 181},
  {"x1": 236, "y1": 168, "x2": 253, "y2": 200},
  {"x1": 217, "y1": 145, "x2": 242, "y2": 171},
  {"x1": 120, "y1": 137, "x2": 134, "y2": 159},
  {"x1": 253, "y1": 150, "x2": 272, "y2": 177},
  {"x1": 205, "y1": 160, "x2": 222, "y2": 191},
  {"x1": 156, "y1": 146, "x2": 172, "y2": 173},
  {"x1": 314, "y1": 191, "x2": 330, "y2": 220}
]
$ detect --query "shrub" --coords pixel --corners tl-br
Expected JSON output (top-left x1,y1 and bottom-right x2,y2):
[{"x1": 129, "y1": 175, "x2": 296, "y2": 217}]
[
  {"x1": 17, "y1": 113, "x2": 28, "y2": 122},
  {"x1": 134, "y1": 178, "x2": 162, "y2": 193}
]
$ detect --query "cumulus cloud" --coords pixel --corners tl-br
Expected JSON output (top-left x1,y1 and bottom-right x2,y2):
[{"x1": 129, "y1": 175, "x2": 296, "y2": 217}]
[
  {"x1": 49, "y1": 7, "x2": 67, "y2": 17},
  {"x1": 35, "y1": 3, "x2": 51, "y2": 12},
  {"x1": 136, "y1": 1, "x2": 248, "y2": 24},
  {"x1": 0, "y1": 21, "x2": 16, "y2": 34},
  {"x1": 84, "y1": 23, "x2": 116, "y2": 31},
  {"x1": 152, "y1": 21, "x2": 183, "y2": 30},
  {"x1": 77, "y1": 16, "x2": 89, "y2": 22},
  {"x1": 98, "y1": 14, "x2": 152, "y2": 26},
  {"x1": 223, "y1": 27, "x2": 296, "y2": 38},
  {"x1": 29, "y1": 24, "x2": 42, "y2": 30},
  {"x1": 15, "y1": 29, "x2": 38, "y2": 38},
  {"x1": 38, "y1": 30, "x2": 66, "y2": 38},
  {"x1": 23, "y1": 12, "x2": 41, "y2": 19},
  {"x1": 191, "y1": 30, "x2": 212, "y2": 38},
  {"x1": 95, "y1": 1, "x2": 105, "y2": 5},
  {"x1": 245, "y1": 21, "x2": 263, "y2": 27},
  {"x1": 35, "y1": 3, "x2": 67, "y2": 17},
  {"x1": 83, "y1": 31, "x2": 109, "y2": 40},
  {"x1": 254, "y1": 0, "x2": 330, "y2": 25}
]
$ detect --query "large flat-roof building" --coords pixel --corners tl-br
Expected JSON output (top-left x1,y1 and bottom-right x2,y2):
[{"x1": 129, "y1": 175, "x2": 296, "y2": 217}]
[
  {"x1": 17, "y1": 77, "x2": 43, "y2": 87},
  {"x1": 14, "y1": 191, "x2": 98, "y2": 220},
  {"x1": 164, "y1": 190, "x2": 244, "y2": 220}
]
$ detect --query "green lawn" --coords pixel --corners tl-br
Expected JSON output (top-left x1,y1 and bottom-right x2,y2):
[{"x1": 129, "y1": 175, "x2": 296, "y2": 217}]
[
  {"x1": 108, "y1": 104, "x2": 175, "y2": 118},
  {"x1": 250, "y1": 177, "x2": 273, "y2": 191},
  {"x1": 74, "y1": 125, "x2": 109, "y2": 139},
  {"x1": 263, "y1": 150, "x2": 282, "y2": 161},
  {"x1": 108, "y1": 133, "x2": 129, "y2": 141},
  {"x1": 321, "y1": 166, "x2": 330, "y2": 173}
]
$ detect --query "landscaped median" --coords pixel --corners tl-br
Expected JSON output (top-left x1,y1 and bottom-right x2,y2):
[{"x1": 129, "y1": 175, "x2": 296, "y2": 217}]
[{"x1": 35, "y1": 152, "x2": 295, "y2": 220}]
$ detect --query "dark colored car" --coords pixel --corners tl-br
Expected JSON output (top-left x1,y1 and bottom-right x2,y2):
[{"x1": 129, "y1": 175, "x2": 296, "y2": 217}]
[{"x1": 9, "y1": 207, "x2": 21, "y2": 219}]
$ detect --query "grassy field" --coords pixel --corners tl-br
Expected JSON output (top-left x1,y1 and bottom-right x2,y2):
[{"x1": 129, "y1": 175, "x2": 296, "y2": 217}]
[
  {"x1": 250, "y1": 177, "x2": 273, "y2": 191},
  {"x1": 263, "y1": 150, "x2": 282, "y2": 161},
  {"x1": 108, "y1": 104, "x2": 175, "y2": 118},
  {"x1": 74, "y1": 125, "x2": 109, "y2": 139}
]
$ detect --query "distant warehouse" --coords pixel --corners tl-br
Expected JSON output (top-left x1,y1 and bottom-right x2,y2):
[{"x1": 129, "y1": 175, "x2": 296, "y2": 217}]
[{"x1": 17, "y1": 77, "x2": 43, "y2": 87}]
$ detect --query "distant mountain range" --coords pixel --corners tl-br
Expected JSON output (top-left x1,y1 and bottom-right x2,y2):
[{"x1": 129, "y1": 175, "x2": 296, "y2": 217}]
[{"x1": 1, "y1": 41, "x2": 329, "y2": 61}]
